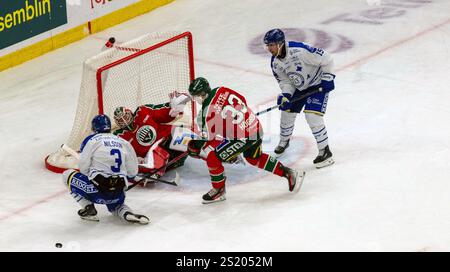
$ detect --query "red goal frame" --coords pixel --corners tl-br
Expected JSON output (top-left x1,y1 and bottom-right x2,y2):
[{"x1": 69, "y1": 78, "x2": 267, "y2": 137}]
[{"x1": 45, "y1": 31, "x2": 196, "y2": 173}]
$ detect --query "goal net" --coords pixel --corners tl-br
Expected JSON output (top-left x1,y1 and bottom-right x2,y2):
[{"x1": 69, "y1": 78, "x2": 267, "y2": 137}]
[{"x1": 45, "y1": 31, "x2": 195, "y2": 173}]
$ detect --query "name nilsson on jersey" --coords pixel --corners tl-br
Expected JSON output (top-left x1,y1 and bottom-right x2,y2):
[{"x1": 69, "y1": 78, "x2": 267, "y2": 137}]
[{"x1": 103, "y1": 140, "x2": 123, "y2": 148}]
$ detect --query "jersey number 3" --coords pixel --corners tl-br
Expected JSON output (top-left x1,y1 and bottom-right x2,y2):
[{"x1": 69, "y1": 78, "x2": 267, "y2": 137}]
[
  {"x1": 110, "y1": 149, "x2": 122, "y2": 173},
  {"x1": 221, "y1": 94, "x2": 248, "y2": 124}
]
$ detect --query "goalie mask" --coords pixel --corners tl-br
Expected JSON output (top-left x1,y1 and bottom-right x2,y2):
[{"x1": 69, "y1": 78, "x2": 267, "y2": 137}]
[{"x1": 114, "y1": 107, "x2": 134, "y2": 130}]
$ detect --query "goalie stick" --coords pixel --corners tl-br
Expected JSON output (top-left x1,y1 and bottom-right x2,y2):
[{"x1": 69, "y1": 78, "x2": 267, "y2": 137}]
[
  {"x1": 61, "y1": 144, "x2": 185, "y2": 189},
  {"x1": 130, "y1": 171, "x2": 180, "y2": 189},
  {"x1": 256, "y1": 87, "x2": 323, "y2": 116},
  {"x1": 62, "y1": 144, "x2": 80, "y2": 159},
  {"x1": 126, "y1": 151, "x2": 188, "y2": 190}
]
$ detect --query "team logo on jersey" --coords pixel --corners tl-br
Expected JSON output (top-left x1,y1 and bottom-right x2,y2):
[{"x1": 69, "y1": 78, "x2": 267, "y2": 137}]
[
  {"x1": 136, "y1": 125, "x2": 157, "y2": 146},
  {"x1": 287, "y1": 72, "x2": 305, "y2": 89}
]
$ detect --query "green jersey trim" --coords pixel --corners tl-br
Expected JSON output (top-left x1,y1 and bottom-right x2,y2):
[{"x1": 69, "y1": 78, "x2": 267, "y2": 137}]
[{"x1": 200, "y1": 87, "x2": 219, "y2": 135}]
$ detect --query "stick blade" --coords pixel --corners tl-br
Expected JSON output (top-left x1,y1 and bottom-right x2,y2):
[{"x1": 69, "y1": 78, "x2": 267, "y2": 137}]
[{"x1": 173, "y1": 172, "x2": 180, "y2": 186}]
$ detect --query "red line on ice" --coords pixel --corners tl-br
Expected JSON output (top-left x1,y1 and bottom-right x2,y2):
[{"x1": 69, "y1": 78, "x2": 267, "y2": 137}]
[{"x1": 0, "y1": 190, "x2": 66, "y2": 222}]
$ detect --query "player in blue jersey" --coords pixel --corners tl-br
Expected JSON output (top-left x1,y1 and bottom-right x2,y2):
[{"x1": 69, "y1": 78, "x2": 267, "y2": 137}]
[
  {"x1": 264, "y1": 28, "x2": 335, "y2": 168},
  {"x1": 62, "y1": 114, "x2": 149, "y2": 224}
]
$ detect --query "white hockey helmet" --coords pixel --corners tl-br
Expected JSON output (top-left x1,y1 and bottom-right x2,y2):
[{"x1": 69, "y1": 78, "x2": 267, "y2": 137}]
[{"x1": 113, "y1": 107, "x2": 134, "y2": 129}]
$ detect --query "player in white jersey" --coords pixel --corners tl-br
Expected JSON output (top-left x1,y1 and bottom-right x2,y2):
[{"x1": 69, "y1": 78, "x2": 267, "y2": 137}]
[
  {"x1": 264, "y1": 28, "x2": 335, "y2": 168},
  {"x1": 62, "y1": 114, "x2": 149, "y2": 224}
]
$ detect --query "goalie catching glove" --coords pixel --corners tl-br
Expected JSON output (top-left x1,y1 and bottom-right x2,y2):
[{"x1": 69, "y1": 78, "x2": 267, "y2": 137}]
[{"x1": 169, "y1": 91, "x2": 191, "y2": 117}]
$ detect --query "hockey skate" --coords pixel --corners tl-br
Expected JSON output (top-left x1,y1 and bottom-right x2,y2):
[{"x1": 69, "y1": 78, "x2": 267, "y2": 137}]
[
  {"x1": 78, "y1": 204, "x2": 99, "y2": 222},
  {"x1": 123, "y1": 211, "x2": 150, "y2": 225},
  {"x1": 313, "y1": 145, "x2": 334, "y2": 169},
  {"x1": 274, "y1": 139, "x2": 290, "y2": 157},
  {"x1": 283, "y1": 167, "x2": 305, "y2": 193},
  {"x1": 202, "y1": 187, "x2": 226, "y2": 204}
]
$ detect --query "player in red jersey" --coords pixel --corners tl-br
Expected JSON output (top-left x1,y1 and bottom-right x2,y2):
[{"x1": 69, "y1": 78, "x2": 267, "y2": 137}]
[
  {"x1": 187, "y1": 77, "x2": 305, "y2": 204},
  {"x1": 113, "y1": 92, "x2": 191, "y2": 181}
]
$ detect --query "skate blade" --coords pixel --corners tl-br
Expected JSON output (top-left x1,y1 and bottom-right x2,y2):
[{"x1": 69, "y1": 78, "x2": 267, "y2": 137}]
[
  {"x1": 80, "y1": 215, "x2": 99, "y2": 222},
  {"x1": 202, "y1": 195, "x2": 226, "y2": 204},
  {"x1": 315, "y1": 158, "x2": 334, "y2": 169},
  {"x1": 292, "y1": 171, "x2": 305, "y2": 194},
  {"x1": 125, "y1": 215, "x2": 150, "y2": 225}
]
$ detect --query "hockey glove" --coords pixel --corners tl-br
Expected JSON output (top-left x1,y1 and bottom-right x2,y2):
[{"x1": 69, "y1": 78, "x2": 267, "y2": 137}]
[
  {"x1": 169, "y1": 91, "x2": 191, "y2": 117},
  {"x1": 187, "y1": 140, "x2": 206, "y2": 158},
  {"x1": 92, "y1": 175, "x2": 126, "y2": 193},
  {"x1": 320, "y1": 73, "x2": 335, "y2": 92},
  {"x1": 277, "y1": 93, "x2": 293, "y2": 111}
]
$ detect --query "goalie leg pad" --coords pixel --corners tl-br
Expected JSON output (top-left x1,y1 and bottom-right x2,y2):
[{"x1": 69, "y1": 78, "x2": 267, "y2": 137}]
[
  {"x1": 144, "y1": 144, "x2": 170, "y2": 170},
  {"x1": 169, "y1": 126, "x2": 200, "y2": 152}
]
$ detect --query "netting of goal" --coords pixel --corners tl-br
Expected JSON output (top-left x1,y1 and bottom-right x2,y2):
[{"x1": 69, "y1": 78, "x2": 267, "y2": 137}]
[{"x1": 45, "y1": 31, "x2": 195, "y2": 173}]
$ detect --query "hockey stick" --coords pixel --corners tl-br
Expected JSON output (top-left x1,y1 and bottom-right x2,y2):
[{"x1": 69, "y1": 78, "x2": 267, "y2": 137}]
[
  {"x1": 255, "y1": 87, "x2": 323, "y2": 116},
  {"x1": 126, "y1": 151, "x2": 188, "y2": 190},
  {"x1": 131, "y1": 171, "x2": 180, "y2": 189},
  {"x1": 62, "y1": 144, "x2": 80, "y2": 159},
  {"x1": 62, "y1": 143, "x2": 184, "y2": 189}
]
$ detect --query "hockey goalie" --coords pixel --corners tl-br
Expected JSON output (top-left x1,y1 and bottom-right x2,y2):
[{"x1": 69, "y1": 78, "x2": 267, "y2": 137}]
[{"x1": 113, "y1": 91, "x2": 195, "y2": 185}]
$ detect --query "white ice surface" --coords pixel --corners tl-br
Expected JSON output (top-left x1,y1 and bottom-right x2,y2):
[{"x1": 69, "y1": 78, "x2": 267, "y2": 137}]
[{"x1": 1, "y1": 0, "x2": 450, "y2": 251}]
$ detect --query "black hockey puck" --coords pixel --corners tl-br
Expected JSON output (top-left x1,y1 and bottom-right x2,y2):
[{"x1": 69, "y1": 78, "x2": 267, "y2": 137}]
[{"x1": 55, "y1": 243, "x2": 62, "y2": 248}]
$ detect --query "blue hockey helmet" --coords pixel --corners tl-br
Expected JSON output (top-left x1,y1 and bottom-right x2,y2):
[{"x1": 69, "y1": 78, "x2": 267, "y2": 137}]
[
  {"x1": 92, "y1": 114, "x2": 112, "y2": 133},
  {"x1": 263, "y1": 29, "x2": 285, "y2": 44}
]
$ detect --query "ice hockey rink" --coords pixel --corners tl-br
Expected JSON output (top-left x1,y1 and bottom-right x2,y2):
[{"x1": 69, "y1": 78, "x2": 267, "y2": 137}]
[{"x1": 1, "y1": 0, "x2": 450, "y2": 252}]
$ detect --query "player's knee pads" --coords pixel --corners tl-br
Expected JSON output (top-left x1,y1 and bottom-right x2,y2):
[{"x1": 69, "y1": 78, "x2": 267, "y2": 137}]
[
  {"x1": 62, "y1": 169, "x2": 77, "y2": 187},
  {"x1": 305, "y1": 112, "x2": 325, "y2": 130}
]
